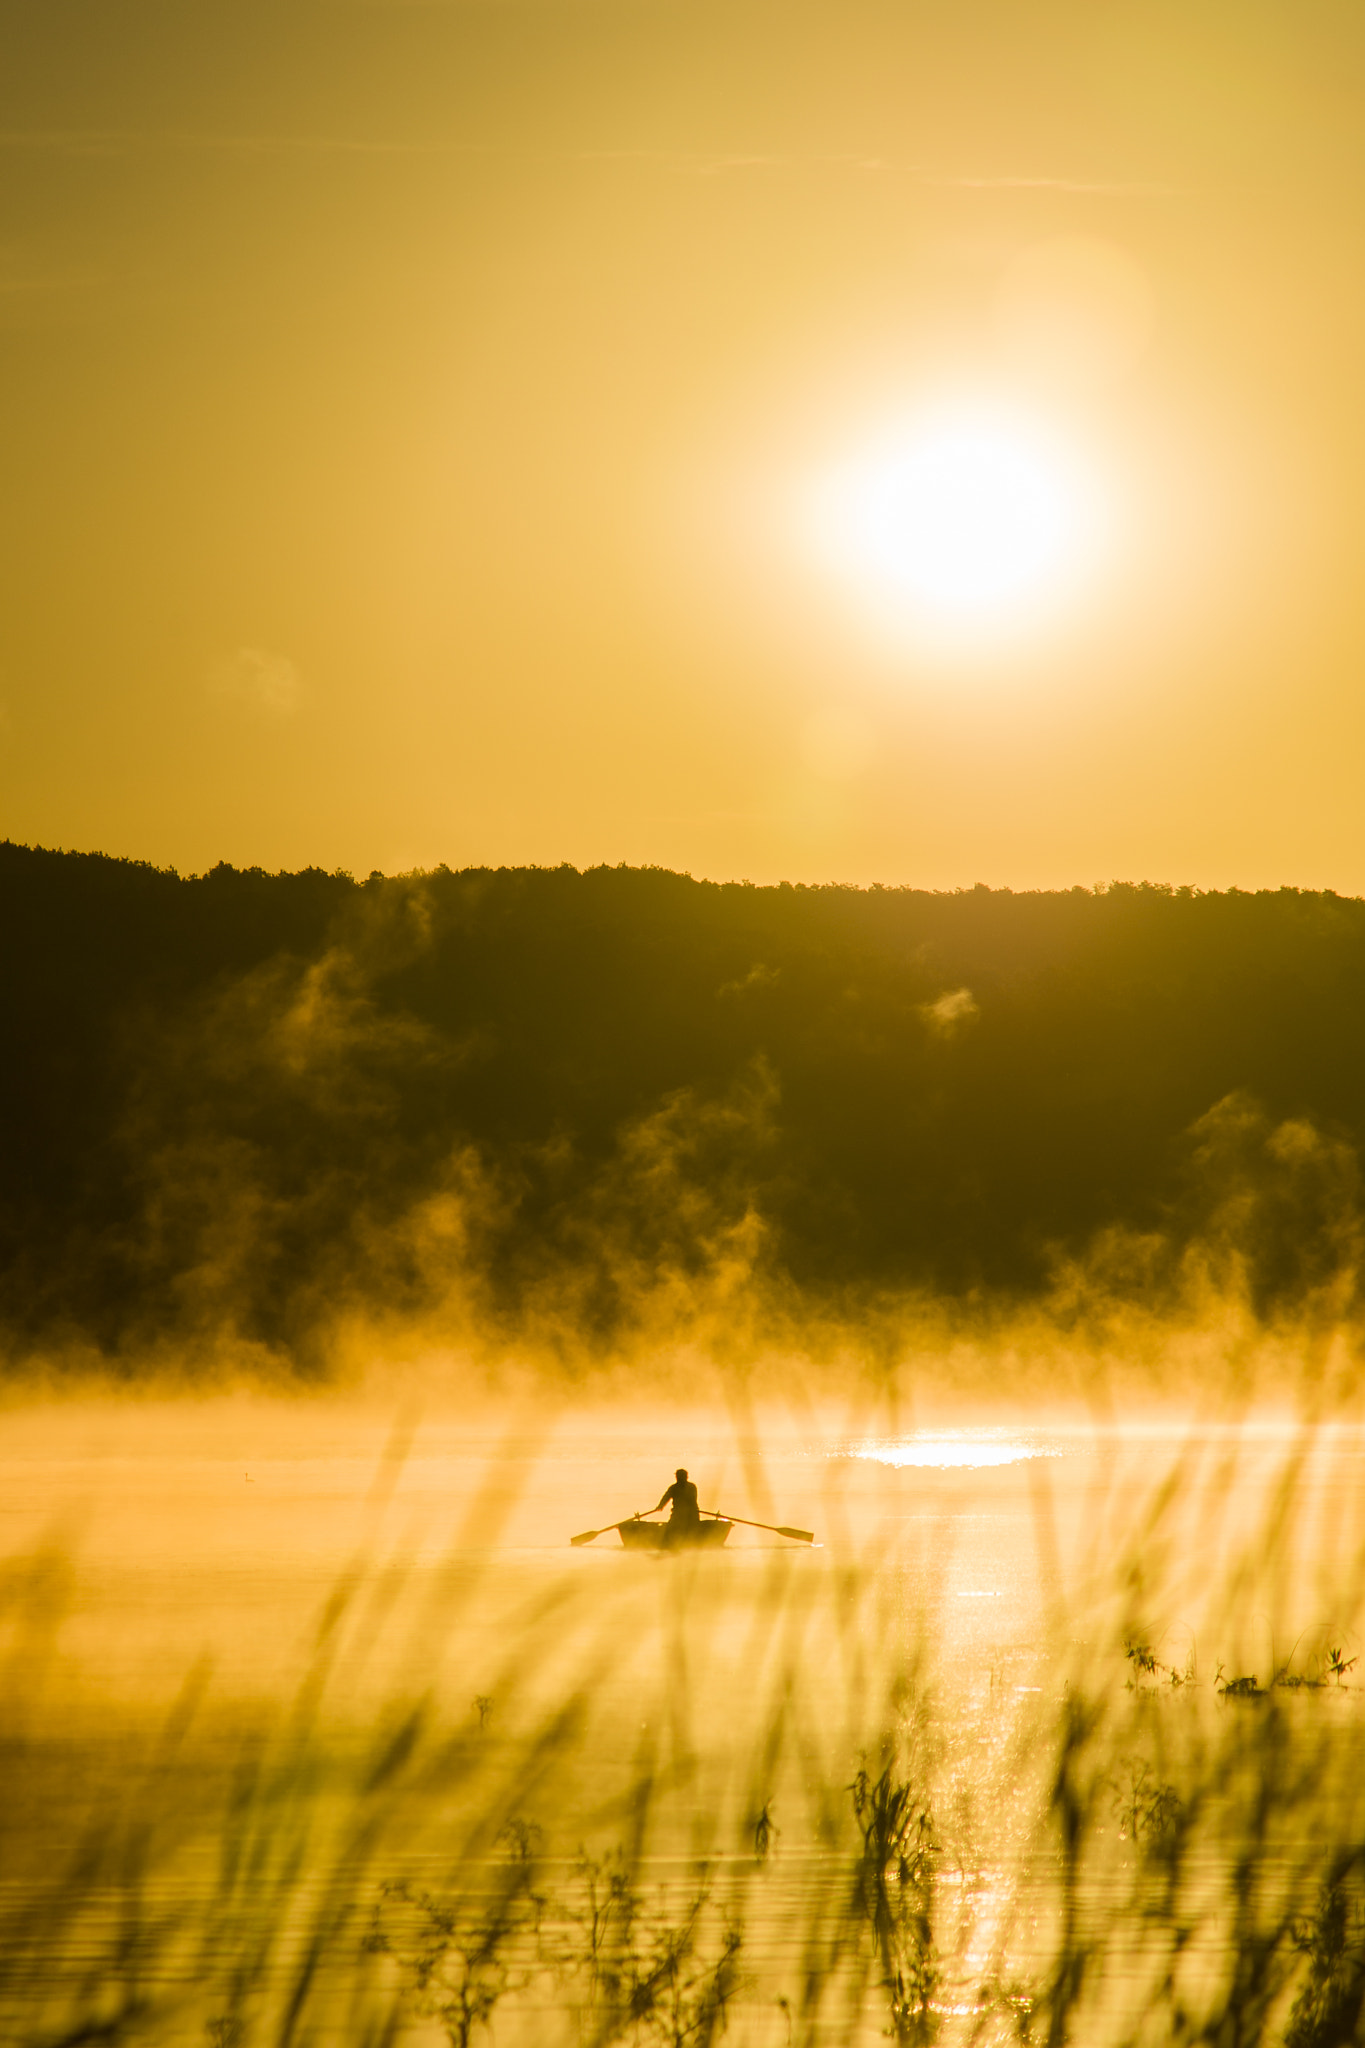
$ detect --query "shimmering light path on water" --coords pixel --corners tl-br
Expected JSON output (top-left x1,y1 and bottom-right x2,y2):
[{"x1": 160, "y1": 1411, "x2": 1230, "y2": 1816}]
[
  {"x1": 841, "y1": 1428, "x2": 1065, "y2": 1468},
  {"x1": 4, "y1": 1399, "x2": 1365, "y2": 2043}
]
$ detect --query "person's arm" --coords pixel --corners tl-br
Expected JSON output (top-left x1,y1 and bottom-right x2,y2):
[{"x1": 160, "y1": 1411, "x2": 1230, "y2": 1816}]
[{"x1": 653, "y1": 1483, "x2": 675, "y2": 1512}]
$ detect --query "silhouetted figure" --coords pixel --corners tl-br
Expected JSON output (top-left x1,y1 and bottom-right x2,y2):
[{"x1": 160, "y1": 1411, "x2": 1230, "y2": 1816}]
[{"x1": 654, "y1": 1467, "x2": 701, "y2": 1544}]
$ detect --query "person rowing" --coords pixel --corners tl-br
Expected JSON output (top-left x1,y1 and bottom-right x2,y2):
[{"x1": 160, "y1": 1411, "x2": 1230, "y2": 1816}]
[
  {"x1": 652, "y1": 1466, "x2": 701, "y2": 1545},
  {"x1": 569, "y1": 1472, "x2": 815, "y2": 1549}
]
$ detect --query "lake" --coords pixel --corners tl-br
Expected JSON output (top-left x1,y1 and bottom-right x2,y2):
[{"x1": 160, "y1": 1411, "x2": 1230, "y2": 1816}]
[{"x1": 3, "y1": 1391, "x2": 1363, "y2": 2043}]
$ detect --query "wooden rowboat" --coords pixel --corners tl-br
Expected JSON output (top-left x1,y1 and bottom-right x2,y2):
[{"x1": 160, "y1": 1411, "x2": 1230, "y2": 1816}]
[
  {"x1": 570, "y1": 1508, "x2": 811, "y2": 1550},
  {"x1": 618, "y1": 1516, "x2": 732, "y2": 1552}
]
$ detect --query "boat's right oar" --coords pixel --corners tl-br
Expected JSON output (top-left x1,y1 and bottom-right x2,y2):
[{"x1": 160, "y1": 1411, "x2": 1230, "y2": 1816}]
[
  {"x1": 570, "y1": 1514, "x2": 646, "y2": 1547},
  {"x1": 703, "y1": 1510, "x2": 816, "y2": 1544}
]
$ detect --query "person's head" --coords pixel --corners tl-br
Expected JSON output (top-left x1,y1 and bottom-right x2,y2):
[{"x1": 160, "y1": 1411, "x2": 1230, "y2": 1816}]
[{"x1": 676, "y1": 1468, "x2": 688, "y2": 1482}]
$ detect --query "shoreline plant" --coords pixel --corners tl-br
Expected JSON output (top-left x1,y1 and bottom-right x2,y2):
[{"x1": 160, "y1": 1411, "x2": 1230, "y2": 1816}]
[{"x1": 3, "y1": 1435, "x2": 1365, "y2": 2046}]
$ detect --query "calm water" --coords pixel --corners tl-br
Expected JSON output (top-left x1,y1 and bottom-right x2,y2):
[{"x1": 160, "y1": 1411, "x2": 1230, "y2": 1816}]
[
  {"x1": 4, "y1": 1395, "x2": 1364, "y2": 2042},
  {"x1": 2, "y1": 1395, "x2": 1360, "y2": 1714}
]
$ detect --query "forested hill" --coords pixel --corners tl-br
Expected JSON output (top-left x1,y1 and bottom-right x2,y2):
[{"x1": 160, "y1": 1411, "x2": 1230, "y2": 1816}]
[{"x1": 5, "y1": 840, "x2": 1365, "y2": 1368}]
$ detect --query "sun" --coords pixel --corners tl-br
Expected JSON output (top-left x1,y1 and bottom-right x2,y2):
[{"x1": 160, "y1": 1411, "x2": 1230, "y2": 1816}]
[{"x1": 807, "y1": 401, "x2": 1102, "y2": 644}]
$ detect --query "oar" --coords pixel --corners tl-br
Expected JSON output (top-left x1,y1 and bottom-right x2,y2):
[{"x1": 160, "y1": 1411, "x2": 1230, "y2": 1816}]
[
  {"x1": 703, "y1": 1510, "x2": 816, "y2": 1544},
  {"x1": 570, "y1": 1513, "x2": 652, "y2": 1547}
]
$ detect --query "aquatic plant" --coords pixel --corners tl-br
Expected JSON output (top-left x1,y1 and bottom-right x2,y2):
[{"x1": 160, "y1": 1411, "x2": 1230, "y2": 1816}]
[
  {"x1": 5, "y1": 1430, "x2": 1365, "y2": 2047},
  {"x1": 848, "y1": 1756, "x2": 940, "y2": 2043},
  {"x1": 1110, "y1": 1758, "x2": 1183, "y2": 1843}
]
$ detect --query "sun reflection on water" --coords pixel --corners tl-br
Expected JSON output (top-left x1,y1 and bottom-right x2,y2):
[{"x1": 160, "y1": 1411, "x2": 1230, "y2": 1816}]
[{"x1": 840, "y1": 1429, "x2": 1065, "y2": 1469}]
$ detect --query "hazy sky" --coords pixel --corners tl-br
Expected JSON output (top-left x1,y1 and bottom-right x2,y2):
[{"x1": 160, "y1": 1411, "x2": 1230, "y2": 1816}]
[{"x1": 3, "y1": 0, "x2": 1365, "y2": 890}]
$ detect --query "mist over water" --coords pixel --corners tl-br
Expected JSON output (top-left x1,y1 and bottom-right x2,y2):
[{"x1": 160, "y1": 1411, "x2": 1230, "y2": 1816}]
[
  {"x1": 9, "y1": 850, "x2": 1365, "y2": 1396},
  {"x1": 8, "y1": 854, "x2": 1365, "y2": 2038},
  {"x1": 7, "y1": 1387, "x2": 1365, "y2": 2042},
  {"x1": 9, "y1": 1391, "x2": 1360, "y2": 1708}
]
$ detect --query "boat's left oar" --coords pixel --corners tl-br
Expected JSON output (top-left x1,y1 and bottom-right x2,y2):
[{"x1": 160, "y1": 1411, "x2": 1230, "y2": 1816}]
[
  {"x1": 570, "y1": 1514, "x2": 647, "y2": 1547},
  {"x1": 702, "y1": 1510, "x2": 816, "y2": 1544}
]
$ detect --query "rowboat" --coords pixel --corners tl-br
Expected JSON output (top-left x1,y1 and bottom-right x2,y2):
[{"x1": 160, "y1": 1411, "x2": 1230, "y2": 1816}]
[
  {"x1": 618, "y1": 1516, "x2": 732, "y2": 1552},
  {"x1": 570, "y1": 1508, "x2": 812, "y2": 1550}
]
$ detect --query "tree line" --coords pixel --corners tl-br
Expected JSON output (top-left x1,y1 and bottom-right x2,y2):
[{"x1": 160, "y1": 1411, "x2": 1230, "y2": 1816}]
[{"x1": 4, "y1": 840, "x2": 1364, "y2": 1368}]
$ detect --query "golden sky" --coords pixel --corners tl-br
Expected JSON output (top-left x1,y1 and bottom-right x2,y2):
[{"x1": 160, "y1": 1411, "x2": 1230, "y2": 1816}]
[{"x1": 3, "y1": 0, "x2": 1364, "y2": 890}]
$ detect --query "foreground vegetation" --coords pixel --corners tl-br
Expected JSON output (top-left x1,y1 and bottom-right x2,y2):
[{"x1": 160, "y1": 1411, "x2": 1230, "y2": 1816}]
[{"x1": 4, "y1": 1431, "x2": 1365, "y2": 2046}]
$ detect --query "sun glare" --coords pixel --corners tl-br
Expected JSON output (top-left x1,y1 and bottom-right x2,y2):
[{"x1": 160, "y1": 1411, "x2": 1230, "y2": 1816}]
[
  {"x1": 807, "y1": 402, "x2": 1102, "y2": 645},
  {"x1": 843, "y1": 1429, "x2": 1063, "y2": 1469}
]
